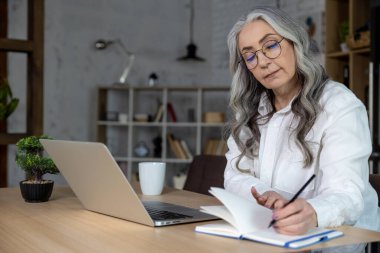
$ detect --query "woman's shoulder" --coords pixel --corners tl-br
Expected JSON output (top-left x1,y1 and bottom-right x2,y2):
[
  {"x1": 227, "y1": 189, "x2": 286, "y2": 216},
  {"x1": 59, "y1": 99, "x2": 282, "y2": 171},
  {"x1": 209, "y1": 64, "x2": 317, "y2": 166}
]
[{"x1": 319, "y1": 80, "x2": 364, "y2": 111}]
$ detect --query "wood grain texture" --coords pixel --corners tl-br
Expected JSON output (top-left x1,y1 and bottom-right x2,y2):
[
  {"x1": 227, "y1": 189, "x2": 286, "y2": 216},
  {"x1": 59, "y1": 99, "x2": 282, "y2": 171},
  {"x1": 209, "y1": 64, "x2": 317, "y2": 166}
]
[{"x1": 0, "y1": 187, "x2": 379, "y2": 253}]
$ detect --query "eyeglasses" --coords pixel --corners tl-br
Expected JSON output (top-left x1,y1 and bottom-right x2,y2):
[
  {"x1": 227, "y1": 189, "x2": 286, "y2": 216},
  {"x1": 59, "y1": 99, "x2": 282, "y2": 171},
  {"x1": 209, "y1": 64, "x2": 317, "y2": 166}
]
[{"x1": 239, "y1": 37, "x2": 285, "y2": 70}]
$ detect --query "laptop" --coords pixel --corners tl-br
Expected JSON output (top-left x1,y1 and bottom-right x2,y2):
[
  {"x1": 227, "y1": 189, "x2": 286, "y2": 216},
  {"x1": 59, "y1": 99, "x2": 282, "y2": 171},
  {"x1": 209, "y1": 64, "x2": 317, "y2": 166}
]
[{"x1": 40, "y1": 139, "x2": 218, "y2": 227}]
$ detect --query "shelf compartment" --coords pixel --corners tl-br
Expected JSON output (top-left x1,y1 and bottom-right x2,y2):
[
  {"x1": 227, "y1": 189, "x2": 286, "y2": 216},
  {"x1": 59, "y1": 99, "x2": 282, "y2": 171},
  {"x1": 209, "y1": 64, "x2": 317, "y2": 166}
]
[
  {"x1": 325, "y1": 0, "x2": 349, "y2": 54},
  {"x1": 166, "y1": 127, "x2": 196, "y2": 160},
  {"x1": 98, "y1": 88, "x2": 129, "y2": 122},
  {"x1": 167, "y1": 89, "x2": 198, "y2": 123},
  {"x1": 132, "y1": 89, "x2": 163, "y2": 122},
  {"x1": 106, "y1": 127, "x2": 128, "y2": 158},
  {"x1": 325, "y1": 57, "x2": 350, "y2": 85},
  {"x1": 351, "y1": 53, "x2": 370, "y2": 106},
  {"x1": 201, "y1": 127, "x2": 227, "y2": 156}
]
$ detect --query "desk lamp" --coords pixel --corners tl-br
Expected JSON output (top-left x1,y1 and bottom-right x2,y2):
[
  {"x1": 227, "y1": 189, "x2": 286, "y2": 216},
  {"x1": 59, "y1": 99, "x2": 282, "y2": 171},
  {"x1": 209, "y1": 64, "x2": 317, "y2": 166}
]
[{"x1": 94, "y1": 39, "x2": 135, "y2": 85}]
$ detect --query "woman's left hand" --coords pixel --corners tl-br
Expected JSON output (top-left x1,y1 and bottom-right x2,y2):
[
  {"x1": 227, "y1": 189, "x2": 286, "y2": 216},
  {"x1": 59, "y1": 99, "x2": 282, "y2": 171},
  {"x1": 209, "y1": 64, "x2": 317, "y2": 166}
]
[
  {"x1": 272, "y1": 198, "x2": 317, "y2": 235},
  {"x1": 251, "y1": 187, "x2": 287, "y2": 209}
]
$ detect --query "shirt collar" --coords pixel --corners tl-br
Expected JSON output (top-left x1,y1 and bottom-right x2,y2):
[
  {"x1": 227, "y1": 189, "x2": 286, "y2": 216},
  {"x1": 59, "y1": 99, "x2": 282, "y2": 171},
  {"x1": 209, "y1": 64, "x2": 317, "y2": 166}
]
[
  {"x1": 258, "y1": 92, "x2": 272, "y2": 116},
  {"x1": 258, "y1": 91, "x2": 298, "y2": 116}
]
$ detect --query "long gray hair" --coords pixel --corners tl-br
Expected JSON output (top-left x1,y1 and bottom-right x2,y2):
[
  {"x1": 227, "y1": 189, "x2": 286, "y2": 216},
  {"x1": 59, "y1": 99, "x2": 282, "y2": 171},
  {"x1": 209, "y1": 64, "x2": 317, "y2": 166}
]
[{"x1": 226, "y1": 7, "x2": 328, "y2": 170}]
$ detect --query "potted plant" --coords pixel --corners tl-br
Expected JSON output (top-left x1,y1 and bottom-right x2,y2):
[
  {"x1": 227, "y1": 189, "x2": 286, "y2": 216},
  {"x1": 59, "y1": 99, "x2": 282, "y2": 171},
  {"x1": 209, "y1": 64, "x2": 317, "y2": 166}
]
[
  {"x1": 338, "y1": 20, "x2": 349, "y2": 52},
  {"x1": 0, "y1": 78, "x2": 19, "y2": 131},
  {"x1": 15, "y1": 135, "x2": 59, "y2": 202}
]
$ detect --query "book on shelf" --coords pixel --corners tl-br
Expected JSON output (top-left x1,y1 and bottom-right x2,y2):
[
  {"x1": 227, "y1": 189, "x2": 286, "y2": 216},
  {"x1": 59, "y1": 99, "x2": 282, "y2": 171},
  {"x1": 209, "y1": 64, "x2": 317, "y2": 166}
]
[
  {"x1": 195, "y1": 187, "x2": 343, "y2": 249},
  {"x1": 215, "y1": 140, "x2": 227, "y2": 155},
  {"x1": 203, "y1": 139, "x2": 227, "y2": 156},
  {"x1": 180, "y1": 140, "x2": 193, "y2": 160},
  {"x1": 167, "y1": 103, "x2": 177, "y2": 122},
  {"x1": 174, "y1": 139, "x2": 187, "y2": 159},
  {"x1": 153, "y1": 104, "x2": 164, "y2": 122},
  {"x1": 167, "y1": 133, "x2": 187, "y2": 159},
  {"x1": 203, "y1": 139, "x2": 215, "y2": 154}
]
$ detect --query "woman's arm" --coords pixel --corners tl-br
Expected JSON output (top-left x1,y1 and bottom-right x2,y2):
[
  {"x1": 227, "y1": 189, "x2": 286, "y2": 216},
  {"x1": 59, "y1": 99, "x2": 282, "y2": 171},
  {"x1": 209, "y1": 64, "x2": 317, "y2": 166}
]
[
  {"x1": 224, "y1": 133, "x2": 273, "y2": 200},
  {"x1": 307, "y1": 98, "x2": 372, "y2": 228}
]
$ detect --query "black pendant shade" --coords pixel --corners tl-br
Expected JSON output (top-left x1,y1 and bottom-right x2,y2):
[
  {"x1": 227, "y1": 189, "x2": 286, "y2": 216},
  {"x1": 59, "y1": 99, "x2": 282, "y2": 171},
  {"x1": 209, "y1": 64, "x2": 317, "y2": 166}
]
[
  {"x1": 177, "y1": 43, "x2": 205, "y2": 61},
  {"x1": 177, "y1": 0, "x2": 205, "y2": 62}
]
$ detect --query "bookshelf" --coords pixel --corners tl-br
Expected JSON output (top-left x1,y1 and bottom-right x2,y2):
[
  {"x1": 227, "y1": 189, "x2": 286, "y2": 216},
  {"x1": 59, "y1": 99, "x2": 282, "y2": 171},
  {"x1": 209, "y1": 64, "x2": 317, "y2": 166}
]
[
  {"x1": 96, "y1": 85, "x2": 230, "y2": 181},
  {"x1": 325, "y1": 0, "x2": 370, "y2": 106}
]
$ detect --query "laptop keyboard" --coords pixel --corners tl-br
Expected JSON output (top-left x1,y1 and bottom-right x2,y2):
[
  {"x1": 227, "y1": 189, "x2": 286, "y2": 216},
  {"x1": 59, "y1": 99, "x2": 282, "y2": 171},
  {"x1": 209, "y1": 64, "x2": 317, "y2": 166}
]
[{"x1": 145, "y1": 207, "x2": 193, "y2": 221}]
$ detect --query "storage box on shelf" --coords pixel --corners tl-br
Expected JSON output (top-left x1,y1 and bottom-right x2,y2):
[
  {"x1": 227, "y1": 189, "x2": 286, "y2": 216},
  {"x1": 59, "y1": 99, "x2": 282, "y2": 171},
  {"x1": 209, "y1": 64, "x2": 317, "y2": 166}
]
[
  {"x1": 325, "y1": 0, "x2": 370, "y2": 107},
  {"x1": 96, "y1": 85, "x2": 230, "y2": 182}
]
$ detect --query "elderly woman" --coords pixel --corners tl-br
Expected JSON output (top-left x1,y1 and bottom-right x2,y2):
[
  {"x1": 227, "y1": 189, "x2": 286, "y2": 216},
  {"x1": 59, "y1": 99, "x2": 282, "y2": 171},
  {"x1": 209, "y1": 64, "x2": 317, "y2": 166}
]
[{"x1": 224, "y1": 6, "x2": 380, "y2": 235}]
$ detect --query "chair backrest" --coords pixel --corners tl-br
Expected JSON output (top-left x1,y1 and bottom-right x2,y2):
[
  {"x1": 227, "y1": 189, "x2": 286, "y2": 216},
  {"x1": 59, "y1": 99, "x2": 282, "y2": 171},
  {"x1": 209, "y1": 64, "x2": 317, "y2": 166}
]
[
  {"x1": 183, "y1": 155, "x2": 227, "y2": 195},
  {"x1": 369, "y1": 174, "x2": 380, "y2": 206}
]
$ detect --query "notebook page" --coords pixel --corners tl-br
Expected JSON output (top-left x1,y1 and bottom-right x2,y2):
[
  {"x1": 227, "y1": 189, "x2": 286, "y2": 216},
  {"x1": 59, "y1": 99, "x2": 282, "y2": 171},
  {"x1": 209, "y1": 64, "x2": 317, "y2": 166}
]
[
  {"x1": 209, "y1": 187, "x2": 272, "y2": 234},
  {"x1": 200, "y1": 205, "x2": 238, "y2": 228}
]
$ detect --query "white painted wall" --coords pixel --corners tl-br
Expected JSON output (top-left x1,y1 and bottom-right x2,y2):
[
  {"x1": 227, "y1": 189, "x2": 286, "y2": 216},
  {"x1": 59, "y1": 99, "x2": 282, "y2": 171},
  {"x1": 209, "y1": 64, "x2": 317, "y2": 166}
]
[{"x1": 5, "y1": 0, "x2": 325, "y2": 186}]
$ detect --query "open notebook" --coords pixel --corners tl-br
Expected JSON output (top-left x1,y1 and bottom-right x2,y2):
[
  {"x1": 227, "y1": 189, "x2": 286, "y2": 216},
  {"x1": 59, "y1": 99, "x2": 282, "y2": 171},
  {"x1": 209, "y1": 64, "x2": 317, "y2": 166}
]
[{"x1": 195, "y1": 188, "x2": 343, "y2": 249}]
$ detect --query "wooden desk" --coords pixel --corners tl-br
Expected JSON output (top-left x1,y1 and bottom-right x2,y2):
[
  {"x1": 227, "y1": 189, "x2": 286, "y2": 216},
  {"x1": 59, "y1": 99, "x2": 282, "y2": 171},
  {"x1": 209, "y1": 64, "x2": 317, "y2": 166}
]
[{"x1": 0, "y1": 187, "x2": 379, "y2": 253}]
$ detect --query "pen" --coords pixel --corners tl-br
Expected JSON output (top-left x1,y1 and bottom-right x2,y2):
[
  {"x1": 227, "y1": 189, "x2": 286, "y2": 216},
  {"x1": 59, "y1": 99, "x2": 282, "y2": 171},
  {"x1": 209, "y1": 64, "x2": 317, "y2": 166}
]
[{"x1": 268, "y1": 174, "x2": 316, "y2": 228}]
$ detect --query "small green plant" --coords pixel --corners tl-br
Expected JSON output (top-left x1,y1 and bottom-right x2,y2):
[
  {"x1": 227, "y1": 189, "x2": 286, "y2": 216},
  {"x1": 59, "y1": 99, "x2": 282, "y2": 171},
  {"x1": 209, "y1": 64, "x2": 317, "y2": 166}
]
[
  {"x1": 0, "y1": 78, "x2": 19, "y2": 120},
  {"x1": 338, "y1": 20, "x2": 349, "y2": 43},
  {"x1": 15, "y1": 135, "x2": 59, "y2": 183}
]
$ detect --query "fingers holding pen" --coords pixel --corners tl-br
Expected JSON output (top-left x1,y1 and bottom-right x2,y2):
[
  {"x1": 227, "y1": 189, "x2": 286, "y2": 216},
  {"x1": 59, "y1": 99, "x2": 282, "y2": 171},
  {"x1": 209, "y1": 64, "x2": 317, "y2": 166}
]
[
  {"x1": 272, "y1": 199, "x2": 317, "y2": 235},
  {"x1": 251, "y1": 188, "x2": 315, "y2": 235},
  {"x1": 263, "y1": 193, "x2": 282, "y2": 209}
]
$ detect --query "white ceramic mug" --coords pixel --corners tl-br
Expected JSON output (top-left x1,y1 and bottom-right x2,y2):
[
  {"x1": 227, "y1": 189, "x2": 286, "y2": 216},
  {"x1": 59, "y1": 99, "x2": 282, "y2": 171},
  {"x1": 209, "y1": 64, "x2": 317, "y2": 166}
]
[
  {"x1": 118, "y1": 113, "x2": 128, "y2": 123},
  {"x1": 138, "y1": 162, "x2": 166, "y2": 195}
]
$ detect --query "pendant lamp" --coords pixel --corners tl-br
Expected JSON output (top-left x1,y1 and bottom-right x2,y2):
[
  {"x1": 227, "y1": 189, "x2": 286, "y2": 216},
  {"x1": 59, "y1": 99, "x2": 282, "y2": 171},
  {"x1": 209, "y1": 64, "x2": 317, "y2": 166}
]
[{"x1": 177, "y1": 0, "x2": 205, "y2": 61}]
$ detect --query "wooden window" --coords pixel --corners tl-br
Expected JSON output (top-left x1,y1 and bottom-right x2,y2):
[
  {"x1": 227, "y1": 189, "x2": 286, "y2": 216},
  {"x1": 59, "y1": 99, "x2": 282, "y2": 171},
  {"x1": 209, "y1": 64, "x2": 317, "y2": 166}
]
[{"x1": 0, "y1": 0, "x2": 44, "y2": 187}]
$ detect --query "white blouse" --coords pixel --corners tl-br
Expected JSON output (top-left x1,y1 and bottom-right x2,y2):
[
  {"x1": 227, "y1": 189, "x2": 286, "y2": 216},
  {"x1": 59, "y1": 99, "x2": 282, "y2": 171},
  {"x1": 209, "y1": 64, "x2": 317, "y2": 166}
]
[{"x1": 224, "y1": 80, "x2": 380, "y2": 231}]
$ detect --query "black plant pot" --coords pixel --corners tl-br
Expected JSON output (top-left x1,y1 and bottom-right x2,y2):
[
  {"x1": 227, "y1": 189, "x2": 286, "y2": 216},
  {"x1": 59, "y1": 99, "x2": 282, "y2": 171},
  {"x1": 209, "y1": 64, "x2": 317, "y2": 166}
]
[{"x1": 19, "y1": 180, "x2": 54, "y2": 203}]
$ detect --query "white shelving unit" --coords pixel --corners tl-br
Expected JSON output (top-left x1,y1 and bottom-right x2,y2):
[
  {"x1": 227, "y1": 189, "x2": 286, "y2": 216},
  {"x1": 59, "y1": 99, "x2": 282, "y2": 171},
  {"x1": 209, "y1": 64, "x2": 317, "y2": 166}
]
[{"x1": 96, "y1": 85, "x2": 230, "y2": 181}]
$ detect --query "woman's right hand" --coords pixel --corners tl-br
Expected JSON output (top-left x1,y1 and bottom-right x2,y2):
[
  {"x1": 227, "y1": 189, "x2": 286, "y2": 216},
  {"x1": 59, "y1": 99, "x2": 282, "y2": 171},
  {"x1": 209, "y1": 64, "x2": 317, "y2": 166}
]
[{"x1": 251, "y1": 187, "x2": 287, "y2": 209}]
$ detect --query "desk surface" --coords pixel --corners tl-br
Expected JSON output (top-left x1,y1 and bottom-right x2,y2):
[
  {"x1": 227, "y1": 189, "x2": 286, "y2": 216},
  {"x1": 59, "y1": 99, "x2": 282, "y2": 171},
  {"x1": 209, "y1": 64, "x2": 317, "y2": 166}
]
[{"x1": 0, "y1": 186, "x2": 380, "y2": 253}]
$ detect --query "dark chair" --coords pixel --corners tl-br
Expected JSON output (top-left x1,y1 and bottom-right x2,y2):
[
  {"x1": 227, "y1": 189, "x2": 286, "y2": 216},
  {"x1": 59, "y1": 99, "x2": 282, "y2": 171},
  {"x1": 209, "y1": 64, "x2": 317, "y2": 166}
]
[
  {"x1": 183, "y1": 155, "x2": 227, "y2": 195},
  {"x1": 369, "y1": 174, "x2": 380, "y2": 206}
]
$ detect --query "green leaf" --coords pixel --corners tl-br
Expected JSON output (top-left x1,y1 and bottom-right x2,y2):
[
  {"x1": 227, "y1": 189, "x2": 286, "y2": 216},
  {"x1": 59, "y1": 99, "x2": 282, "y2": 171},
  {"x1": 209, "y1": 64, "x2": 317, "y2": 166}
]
[
  {"x1": 0, "y1": 104, "x2": 5, "y2": 119},
  {"x1": 5, "y1": 98, "x2": 19, "y2": 118},
  {"x1": 0, "y1": 86, "x2": 7, "y2": 102},
  {"x1": 0, "y1": 78, "x2": 19, "y2": 120}
]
